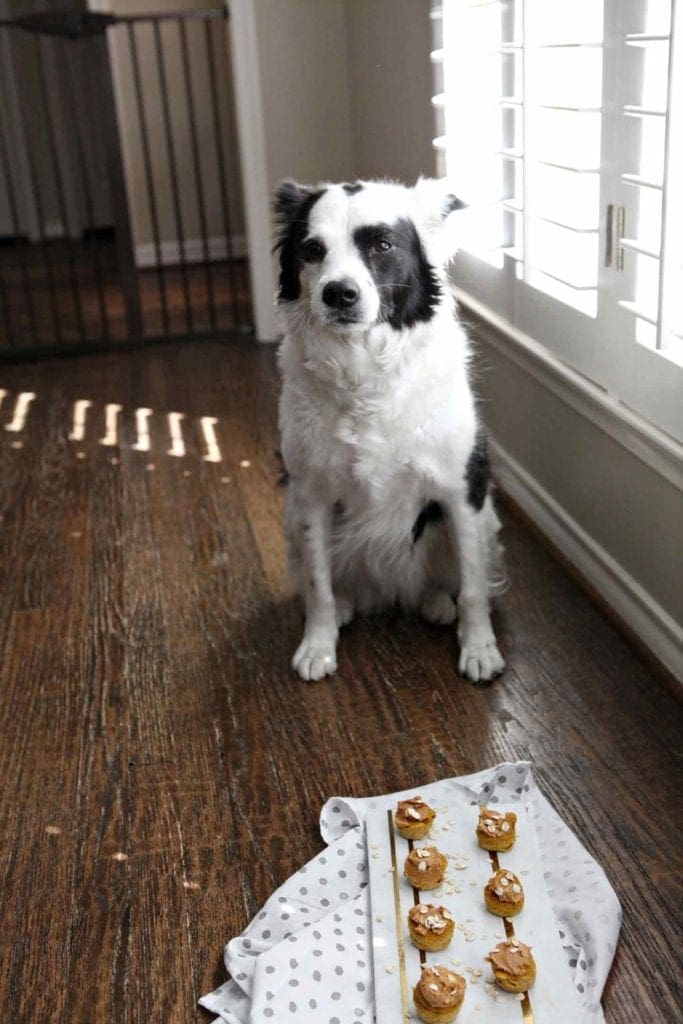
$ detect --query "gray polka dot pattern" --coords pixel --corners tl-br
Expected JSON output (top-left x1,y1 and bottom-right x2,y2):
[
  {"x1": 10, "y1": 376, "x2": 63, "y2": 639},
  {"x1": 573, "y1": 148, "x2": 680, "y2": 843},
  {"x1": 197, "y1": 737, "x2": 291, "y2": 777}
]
[{"x1": 199, "y1": 762, "x2": 620, "y2": 1024}]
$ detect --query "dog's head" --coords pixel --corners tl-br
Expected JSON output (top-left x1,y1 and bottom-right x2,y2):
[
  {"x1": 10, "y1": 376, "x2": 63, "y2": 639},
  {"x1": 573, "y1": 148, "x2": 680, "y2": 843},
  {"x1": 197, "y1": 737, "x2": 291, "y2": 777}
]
[{"x1": 273, "y1": 179, "x2": 466, "y2": 333}]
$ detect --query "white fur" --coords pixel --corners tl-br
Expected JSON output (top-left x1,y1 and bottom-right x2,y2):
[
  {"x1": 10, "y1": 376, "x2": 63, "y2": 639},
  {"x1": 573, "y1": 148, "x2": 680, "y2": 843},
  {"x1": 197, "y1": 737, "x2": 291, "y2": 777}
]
[{"x1": 277, "y1": 180, "x2": 505, "y2": 683}]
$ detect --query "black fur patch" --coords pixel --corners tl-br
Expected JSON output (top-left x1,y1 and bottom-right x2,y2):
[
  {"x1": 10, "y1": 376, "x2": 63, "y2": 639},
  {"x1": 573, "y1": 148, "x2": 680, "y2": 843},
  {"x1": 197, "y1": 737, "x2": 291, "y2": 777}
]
[
  {"x1": 342, "y1": 182, "x2": 363, "y2": 195},
  {"x1": 275, "y1": 449, "x2": 289, "y2": 487},
  {"x1": 412, "y1": 500, "x2": 443, "y2": 545},
  {"x1": 353, "y1": 219, "x2": 441, "y2": 330},
  {"x1": 273, "y1": 182, "x2": 324, "y2": 301},
  {"x1": 443, "y1": 193, "x2": 467, "y2": 217},
  {"x1": 465, "y1": 428, "x2": 490, "y2": 511}
]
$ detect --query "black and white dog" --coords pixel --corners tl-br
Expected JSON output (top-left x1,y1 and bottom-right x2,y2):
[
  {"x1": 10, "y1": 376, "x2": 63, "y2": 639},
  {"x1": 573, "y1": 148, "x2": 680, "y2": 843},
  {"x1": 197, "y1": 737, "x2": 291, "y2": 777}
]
[{"x1": 275, "y1": 178, "x2": 505, "y2": 683}]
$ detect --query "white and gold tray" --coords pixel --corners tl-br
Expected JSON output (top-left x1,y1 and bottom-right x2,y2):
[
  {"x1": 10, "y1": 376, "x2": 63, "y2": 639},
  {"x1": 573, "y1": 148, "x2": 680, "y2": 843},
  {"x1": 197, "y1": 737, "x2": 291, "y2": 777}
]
[{"x1": 366, "y1": 801, "x2": 580, "y2": 1023}]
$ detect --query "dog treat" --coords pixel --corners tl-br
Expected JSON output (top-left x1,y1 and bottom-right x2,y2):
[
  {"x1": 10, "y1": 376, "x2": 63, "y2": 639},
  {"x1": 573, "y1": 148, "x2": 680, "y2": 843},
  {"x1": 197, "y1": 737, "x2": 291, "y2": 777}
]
[
  {"x1": 413, "y1": 964, "x2": 466, "y2": 1023},
  {"x1": 408, "y1": 903, "x2": 455, "y2": 951},
  {"x1": 394, "y1": 795, "x2": 436, "y2": 840},
  {"x1": 476, "y1": 807, "x2": 517, "y2": 851},
  {"x1": 484, "y1": 868, "x2": 525, "y2": 917},
  {"x1": 404, "y1": 846, "x2": 448, "y2": 890},
  {"x1": 486, "y1": 937, "x2": 537, "y2": 993}
]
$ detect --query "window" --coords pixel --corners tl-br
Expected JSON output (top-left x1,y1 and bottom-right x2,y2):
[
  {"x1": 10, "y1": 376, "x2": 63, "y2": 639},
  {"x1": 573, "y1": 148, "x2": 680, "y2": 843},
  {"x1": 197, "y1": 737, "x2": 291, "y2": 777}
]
[{"x1": 432, "y1": 0, "x2": 683, "y2": 442}]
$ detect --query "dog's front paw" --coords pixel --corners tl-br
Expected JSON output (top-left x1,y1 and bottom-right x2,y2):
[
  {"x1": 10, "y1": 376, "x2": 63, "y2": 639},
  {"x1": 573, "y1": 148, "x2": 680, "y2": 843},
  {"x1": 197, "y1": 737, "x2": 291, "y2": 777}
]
[
  {"x1": 292, "y1": 635, "x2": 338, "y2": 682},
  {"x1": 458, "y1": 636, "x2": 505, "y2": 683}
]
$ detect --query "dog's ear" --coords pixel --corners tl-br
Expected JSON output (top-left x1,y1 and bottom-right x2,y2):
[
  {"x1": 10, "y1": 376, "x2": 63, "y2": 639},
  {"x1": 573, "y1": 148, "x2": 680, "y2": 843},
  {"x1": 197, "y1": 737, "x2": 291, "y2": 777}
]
[
  {"x1": 412, "y1": 177, "x2": 468, "y2": 264},
  {"x1": 274, "y1": 181, "x2": 315, "y2": 226},
  {"x1": 273, "y1": 181, "x2": 318, "y2": 302},
  {"x1": 412, "y1": 177, "x2": 467, "y2": 227},
  {"x1": 442, "y1": 192, "x2": 468, "y2": 217}
]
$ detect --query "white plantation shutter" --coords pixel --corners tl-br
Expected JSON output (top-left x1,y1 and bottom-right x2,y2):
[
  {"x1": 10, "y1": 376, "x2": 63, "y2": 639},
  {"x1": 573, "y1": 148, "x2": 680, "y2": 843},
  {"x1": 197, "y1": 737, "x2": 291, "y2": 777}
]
[{"x1": 432, "y1": 0, "x2": 683, "y2": 442}]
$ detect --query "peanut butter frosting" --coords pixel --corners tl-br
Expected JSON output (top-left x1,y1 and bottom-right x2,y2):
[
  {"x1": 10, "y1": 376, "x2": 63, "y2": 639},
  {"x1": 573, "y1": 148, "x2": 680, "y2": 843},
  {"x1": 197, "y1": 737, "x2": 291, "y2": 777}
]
[
  {"x1": 417, "y1": 965, "x2": 466, "y2": 1009},
  {"x1": 486, "y1": 938, "x2": 534, "y2": 976},
  {"x1": 405, "y1": 846, "x2": 447, "y2": 882},
  {"x1": 396, "y1": 796, "x2": 435, "y2": 824},
  {"x1": 486, "y1": 869, "x2": 524, "y2": 904},
  {"x1": 408, "y1": 903, "x2": 454, "y2": 935},
  {"x1": 477, "y1": 807, "x2": 516, "y2": 838}
]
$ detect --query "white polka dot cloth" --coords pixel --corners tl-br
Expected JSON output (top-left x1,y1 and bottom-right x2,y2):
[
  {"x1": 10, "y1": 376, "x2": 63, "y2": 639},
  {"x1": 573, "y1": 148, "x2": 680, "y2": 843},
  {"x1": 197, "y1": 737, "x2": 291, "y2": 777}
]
[{"x1": 199, "y1": 762, "x2": 621, "y2": 1023}]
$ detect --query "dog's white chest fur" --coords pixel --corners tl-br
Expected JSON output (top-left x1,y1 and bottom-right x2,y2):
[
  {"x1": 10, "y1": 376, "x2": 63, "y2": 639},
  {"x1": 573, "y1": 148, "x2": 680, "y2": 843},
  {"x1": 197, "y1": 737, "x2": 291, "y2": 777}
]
[{"x1": 279, "y1": 314, "x2": 476, "y2": 509}]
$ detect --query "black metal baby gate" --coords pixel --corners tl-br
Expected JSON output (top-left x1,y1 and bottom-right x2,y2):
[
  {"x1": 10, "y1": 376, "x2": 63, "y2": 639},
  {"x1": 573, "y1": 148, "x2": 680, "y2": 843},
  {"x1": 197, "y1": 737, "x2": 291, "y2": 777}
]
[{"x1": 0, "y1": 5, "x2": 251, "y2": 362}]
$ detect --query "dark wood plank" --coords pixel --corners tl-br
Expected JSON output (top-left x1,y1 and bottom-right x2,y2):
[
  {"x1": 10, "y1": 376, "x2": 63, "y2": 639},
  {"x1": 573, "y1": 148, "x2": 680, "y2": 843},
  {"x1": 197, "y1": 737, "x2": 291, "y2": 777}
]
[{"x1": 0, "y1": 339, "x2": 680, "y2": 1023}]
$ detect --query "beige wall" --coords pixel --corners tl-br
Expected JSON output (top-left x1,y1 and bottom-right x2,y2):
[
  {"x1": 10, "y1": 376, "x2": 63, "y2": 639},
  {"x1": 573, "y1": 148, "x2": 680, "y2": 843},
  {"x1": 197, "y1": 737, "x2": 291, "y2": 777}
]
[
  {"x1": 253, "y1": 0, "x2": 355, "y2": 190},
  {"x1": 344, "y1": 0, "x2": 435, "y2": 183},
  {"x1": 250, "y1": 0, "x2": 433, "y2": 195}
]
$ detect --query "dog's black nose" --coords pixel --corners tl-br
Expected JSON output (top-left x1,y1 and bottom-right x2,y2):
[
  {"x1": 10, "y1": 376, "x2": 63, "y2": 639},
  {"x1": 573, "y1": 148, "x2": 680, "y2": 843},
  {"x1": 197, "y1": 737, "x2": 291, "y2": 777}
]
[{"x1": 322, "y1": 279, "x2": 360, "y2": 310}]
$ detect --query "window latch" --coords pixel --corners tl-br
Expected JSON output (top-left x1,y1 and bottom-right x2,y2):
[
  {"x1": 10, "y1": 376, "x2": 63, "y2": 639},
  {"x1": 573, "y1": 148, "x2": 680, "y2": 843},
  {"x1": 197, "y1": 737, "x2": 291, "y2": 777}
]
[
  {"x1": 605, "y1": 204, "x2": 614, "y2": 267},
  {"x1": 605, "y1": 204, "x2": 626, "y2": 270},
  {"x1": 616, "y1": 205, "x2": 626, "y2": 271}
]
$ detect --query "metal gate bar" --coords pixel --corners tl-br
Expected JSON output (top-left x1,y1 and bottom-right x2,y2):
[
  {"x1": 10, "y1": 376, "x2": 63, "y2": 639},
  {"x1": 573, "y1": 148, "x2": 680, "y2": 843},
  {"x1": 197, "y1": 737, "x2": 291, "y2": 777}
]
[
  {"x1": 0, "y1": 109, "x2": 37, "y2": 348},
  {"x1": 0, "y1": 6, "x2": 251, "y2": 363},
  {"x1": 204, "y1": 15, "x2": 241, "y2": 330},
  {"x1": 127, "y1": 19, "x2": 169, "y2": 337},
  {"x1": 58, "y1": 40, "x2": 111, "y2": 343},
  {"x1": 179, "y1": 15, "x2": 217, "y2": 331},
  {"x1": 36, "y1": 34, "x2": 87, "y2": 345},
  {"x1": 152, "y1": 17, "x2": 192, "y2": 334},
  {"x1": 5, "y1": 33, "x2": 64, "y2": 346}
]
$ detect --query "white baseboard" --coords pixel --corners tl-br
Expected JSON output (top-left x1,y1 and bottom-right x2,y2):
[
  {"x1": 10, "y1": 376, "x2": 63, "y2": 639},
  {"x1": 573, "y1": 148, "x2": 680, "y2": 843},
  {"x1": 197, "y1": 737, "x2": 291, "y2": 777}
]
[
  {"x1": 25, "y1": 222, "x2": 248, "y2": 270},
  {"x1": 491, "y1": 438, "x2": 683, "y2": 683},
  {"x1": 135, "y1": 233, "x2": 247, "y2": 268}
]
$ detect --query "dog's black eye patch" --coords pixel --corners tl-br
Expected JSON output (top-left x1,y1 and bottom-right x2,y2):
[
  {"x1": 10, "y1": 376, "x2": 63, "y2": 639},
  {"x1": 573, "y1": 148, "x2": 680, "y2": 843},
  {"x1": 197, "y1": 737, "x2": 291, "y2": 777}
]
[
  {"x1": 302, "y1": 238, "x2": 326, "y2": 263},
  {"x1": 354, "y1": 223, "x2": 395, "y2": 253},
  {"x1": 353, "y1": 219, "x2": 441, "y2": 330}
]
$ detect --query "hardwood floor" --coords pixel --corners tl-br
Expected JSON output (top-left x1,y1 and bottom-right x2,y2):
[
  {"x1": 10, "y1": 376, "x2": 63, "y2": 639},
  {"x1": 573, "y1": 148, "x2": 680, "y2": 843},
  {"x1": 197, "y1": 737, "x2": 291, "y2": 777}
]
[{"x1": 0, "y1": 339, "x2": 680, "y2": 1023}]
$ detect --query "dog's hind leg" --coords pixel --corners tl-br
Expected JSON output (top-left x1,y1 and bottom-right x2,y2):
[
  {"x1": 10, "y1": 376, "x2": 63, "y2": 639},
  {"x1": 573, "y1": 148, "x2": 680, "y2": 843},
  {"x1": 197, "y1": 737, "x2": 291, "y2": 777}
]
[
  {"x1": 419, "y1": 523, "x2": 458, "y2": 625},
  {"x1": 420, "y1": 590, "x2": 457, "y2": 625},
  {"x1": 335, "y1": 594, "x2": 355, "y2": 628},
  {"x1": 442, "y1": 493, "x2": 505, "y2": 683}
]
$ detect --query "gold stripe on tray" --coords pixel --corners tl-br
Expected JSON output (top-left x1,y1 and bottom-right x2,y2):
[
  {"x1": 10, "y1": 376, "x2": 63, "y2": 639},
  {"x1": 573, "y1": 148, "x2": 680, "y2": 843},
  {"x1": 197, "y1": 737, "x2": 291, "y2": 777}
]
[
  {"x1": 489, "y1": 851, "x2": 535, "y2": 1024},
  {"x1": 408, "y1": 837, "x2": 427, "y2": 966},
  {"x1": 387, "y1": 810, "x2": 410, "y2": 1020}
]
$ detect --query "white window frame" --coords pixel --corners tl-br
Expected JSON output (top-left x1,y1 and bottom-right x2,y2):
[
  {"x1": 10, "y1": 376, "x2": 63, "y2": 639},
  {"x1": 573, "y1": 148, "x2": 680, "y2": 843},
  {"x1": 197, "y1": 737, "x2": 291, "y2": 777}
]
[{"x1": 432, "y1": 0, "x2": 683, "y2": 443}]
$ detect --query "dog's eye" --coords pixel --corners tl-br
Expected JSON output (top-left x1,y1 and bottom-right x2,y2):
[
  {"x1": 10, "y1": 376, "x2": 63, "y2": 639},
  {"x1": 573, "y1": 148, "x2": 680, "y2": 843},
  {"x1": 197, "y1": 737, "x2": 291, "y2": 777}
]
[
  {"x1": 302, "y1": 239, "x2": 325, "y2": 262},
  {"x1": 374, "y1": 239, "x2": 392, "y2": 253}
]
